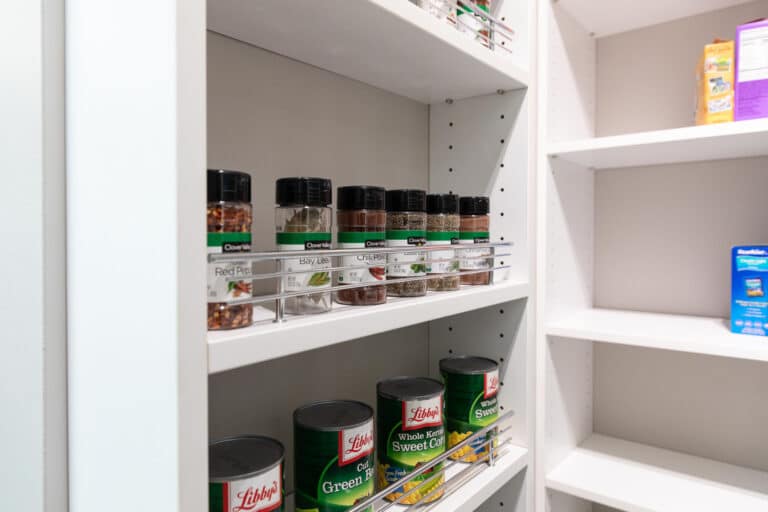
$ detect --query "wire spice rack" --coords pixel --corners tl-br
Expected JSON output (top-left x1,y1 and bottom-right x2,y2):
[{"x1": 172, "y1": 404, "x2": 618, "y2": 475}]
[{"x1": 208, "y1": 242, "x2": 513, "y2": 322}]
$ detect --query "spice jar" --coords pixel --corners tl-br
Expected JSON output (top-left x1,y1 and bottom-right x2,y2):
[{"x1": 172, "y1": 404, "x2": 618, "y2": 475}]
[
  {"x1": 386, "y1": 189, "x2": 427, "y2": 297},
  {"x1": 427, "y1": 194, "x2": 460, "y2": 291},
  {"x1": 458, "y1": 0, "x2": 492, "y2": 48},
  {"x1": 336, "y1": 186, "x2": 387, "y2": 306},
  {"x1": 460, "y1": 196, "x2": 492, "y2": 285},
  {"x1": 276, "y1": 178, "x2": 333, "y2": 315},
  {"x1": 207, "y1": 169, "x2": 253, "y2": 330}
]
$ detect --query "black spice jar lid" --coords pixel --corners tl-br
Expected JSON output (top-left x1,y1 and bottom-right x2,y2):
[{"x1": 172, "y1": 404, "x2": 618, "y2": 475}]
[
  {"x1": 427, "y1": 194, "x2": 459, "y2": 215},
  {"x1": 209, "y1": 435, "x2": 284, "y2": 482},
  {"x1": 338, "y1": 186, "x2": 386, "y2": 211},
  {"x1": 386, "y1": 189, "x2": 426, "y2": 213},
  {"x1": 294, "y1": 400, "x2": 374, "y2": 432},
  {"x1": 440, "y1": 355, "x2": 499, "y2": 375},
  {"x1": 276, "y1": 177, "x2": 332, "y2": 207},
  {"x1": 208, "y1": 169, "x2": 251, "y2": 203},
  {"x1": 377, "y1": 376, "x2": 444, "y2": 401},
  {"x1": 460, "y1": 196, "x2": 490, "y2": 215}
]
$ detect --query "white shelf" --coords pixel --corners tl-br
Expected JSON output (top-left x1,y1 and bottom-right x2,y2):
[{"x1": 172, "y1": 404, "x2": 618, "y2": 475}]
[
  {"x1": 547, "y1": 434, "x2": 768, "y2": 511},
  {"x1": 547, "y1": 120, "x2": 768, "y2": 170},
  {"x1": 546, "y1": 308, "x2": 768, "y2": 363},
  {"x1": 207, "y1": 0, "x2": 528, "y2": 104},
  {"x1": 208, "y1": 280, "x2": 529, "y2": 373},
  {"x1": 556, "y1": 0, "x2": 755, "y2": 37}
]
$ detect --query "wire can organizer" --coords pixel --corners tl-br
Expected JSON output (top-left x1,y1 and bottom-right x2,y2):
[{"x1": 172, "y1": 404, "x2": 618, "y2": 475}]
[
  {"x1": 347, "y1": 410, "x2": 516, "y2": 512},
  {"x1": 418, "y1": 0, "x2": 516, "y2": 54},
  {"x1": 208, "y1": 242, "x2": 513, "y2": 322}
]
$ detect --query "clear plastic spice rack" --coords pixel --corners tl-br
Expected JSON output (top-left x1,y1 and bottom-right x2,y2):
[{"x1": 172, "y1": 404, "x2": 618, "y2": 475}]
[
  {"x1": 347, "y1": 410, "x2": 517, "y2": 512},
  {"x1": 429, "y1": 0, "x2": 516, "y2": 54},
  {"x1": 208, "y1": 242, "x2": 513, "y2": 322}
]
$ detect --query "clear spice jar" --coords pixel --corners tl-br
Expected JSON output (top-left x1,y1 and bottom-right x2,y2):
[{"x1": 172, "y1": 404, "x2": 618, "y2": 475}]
[
  {"x1": 458, "y1": 0, "x2": 492, "y2": 48},
  {"x1": 459, "y1": 196, "x2": 492, "y2": 285},
  {"x1": 207, "y1": 169, "x2": 253, "y2": 330},
  {"x1": 276, "y1": 178, "x2": 333, "y2": 315},
  {"x1": 427, "y1": 194, "x2": 461, "y2": 291},
  {"x1": 336, "y1": 186, "x2": 387, "y2": 306},
  {"x1": 386, "y1": 189, "x2": 427, "y2": 297}
]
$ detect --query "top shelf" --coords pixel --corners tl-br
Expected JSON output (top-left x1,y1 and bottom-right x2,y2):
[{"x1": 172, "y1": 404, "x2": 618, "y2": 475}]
[
  {"x1": 548, "y1": 119, "x2": 768, "y2": 170},
  {"x1": 556, "y1": 0, "x2": 755, "y2": 37},
  {"x1": 207, "y1": 0, "x2": 528, "y2": 104}
]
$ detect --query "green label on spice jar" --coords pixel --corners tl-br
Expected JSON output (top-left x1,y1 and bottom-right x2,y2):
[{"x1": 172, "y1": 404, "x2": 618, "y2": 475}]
[
  {"x1": 207, "y1": 231, "x2": 253, "y2": 304},
  {"x1": 276, "y1": 232, "x2": 332, "y2": 293},
  {"x1": 338, "y1": 232, "x2": 386, "y2": 284},
  {"x1": 459, "y1": 232, "x2": 490, "y2": 244},
  {"x1": 295, "y1": 421, "x2": 375, "y2": 512},
  {"x1": 377, "y1": 395, "x2": 445, "y2": 504},
  {"x1": 386, "y1": 230, "x2": 427, "y2": 278},
  {"x1": 209, "y1": 464, "x2": 284, "y2": 512},
  {"x1": 443, "y1": 368, "x2": 499, "y2": 460}
]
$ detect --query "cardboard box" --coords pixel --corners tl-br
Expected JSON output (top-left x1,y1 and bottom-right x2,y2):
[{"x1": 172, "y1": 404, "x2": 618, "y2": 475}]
[
  {"x1": 735, "y1": 19, "x2": 768, "y2": 121},
  {"x1": 731, "y1": 246, "x2": 768, "y2": 337},
  {"x1": 696, "y1": 40, "x2": 735, "y2": 125}
]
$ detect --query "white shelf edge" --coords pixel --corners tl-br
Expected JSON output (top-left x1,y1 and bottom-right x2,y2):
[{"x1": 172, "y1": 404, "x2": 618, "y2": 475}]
[
  {"x1": 547, "y1": 119, "x2": 768, "y2": 169},
  {"x1": 207, "y1": 0, "x2": 528, "y2": 104},
  {"x1": 208, "y1": 280, "x2": 529, "y2": 373},
  {"x1": 546, "y1": 434, "x2": 768, "y2": 512},
  {"x1": 546, "y1": 308, "x2": 768, "y2": 363}
]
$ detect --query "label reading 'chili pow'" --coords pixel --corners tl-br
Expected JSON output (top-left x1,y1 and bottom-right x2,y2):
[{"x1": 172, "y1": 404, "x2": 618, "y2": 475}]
[
  {"x1": 296, "y1": 420, "x2": 375, "y2": 512},
  {"x1": 207, "y1": 232, "x2": 253, "y2": 303},
  {"x1": 277, "y1": 232, "x2": 332, "y2": 293},
  {"x1": 209, "y1": 464, "x2": 283, "y2": 512},
  {"x1": 338, "y1": 232, "x2": 386, "y2": 284}
]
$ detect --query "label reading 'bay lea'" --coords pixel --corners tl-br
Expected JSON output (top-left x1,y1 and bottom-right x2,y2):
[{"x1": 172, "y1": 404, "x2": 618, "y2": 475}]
[
  {"x1": 276, "y1": 232, "x2": 332, "y2": 292},
  {"x1": 210, "y1": 464, "x2": 283, "y2": 512}
]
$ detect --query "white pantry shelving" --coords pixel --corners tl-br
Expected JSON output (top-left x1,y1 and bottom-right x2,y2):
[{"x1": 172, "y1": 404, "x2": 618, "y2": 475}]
[
  {"x1": 546, "y1": 435, "x2": 768, "y2": 512},
  {"x1": 548, "y1": 119, "x2": 768, "y2": 170},
  {"x1": 209, "y1": 280, "x2": 530, "y2": 373},
  {"x1": 208, "y1": 0, "x2": 529, "y2": 104},
  {"x1": 546, "y1": 308, "x2": 768, "y2": 363}
]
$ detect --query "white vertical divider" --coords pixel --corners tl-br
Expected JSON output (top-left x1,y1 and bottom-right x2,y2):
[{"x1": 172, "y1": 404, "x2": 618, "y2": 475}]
[
  {"x1": 66, "y1": 2, "x2": 208, "y2": 511},
  {"x1": 536, "y1": 1, "x2": 596, "y2": 512},
  {"x1": 1, "y1": 0, "x2": 67, "y2": 510}
]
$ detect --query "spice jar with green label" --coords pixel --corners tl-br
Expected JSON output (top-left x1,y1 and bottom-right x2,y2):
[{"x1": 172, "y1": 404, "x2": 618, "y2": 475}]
[
  {"x1": 426, "y1": 194, "x2": 460, "y2": 292},
  {"x1": 386, "y1": 190, "x2": 427, "y2": 297},
  {"x1": 336, "y1": 186, "x2": 387, "y2": 306},
  {"x1": 459, "y1": 196, "x2": 492, "y2": 285},
  {"x1": 207, "y1": 169, "x2": 253, "y2": 330},
  {"x1": 276, "y1": 178, "x2": 333, "y2": 315}
]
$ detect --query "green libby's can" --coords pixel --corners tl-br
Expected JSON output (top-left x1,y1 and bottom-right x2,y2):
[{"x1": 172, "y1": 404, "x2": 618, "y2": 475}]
[
  {"x1": 376, "y1": 377, "x2": 446, "y2": 505},
  {"x1": 440, "y1": 356, "x2": 500, "y2": 462},
  {"x1": 209, "y1": 435, "x2": 285, "y2": 512},
  {"x1": 294, "y1": 400, "x2": 375, "y2": 512}
]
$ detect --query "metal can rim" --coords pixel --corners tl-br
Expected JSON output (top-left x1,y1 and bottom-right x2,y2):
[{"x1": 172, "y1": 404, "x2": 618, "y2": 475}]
[
  {"x1": 376, "y1": 376, "x2": 445, "y2": 401},
  {"x1": 439, "y1": 355, "x2": 499, "y2": 375},
  {"x1": 209, "y1": 435, "x2": 285, "y2": 483},
  {"x1": 293, "y1": 399, "x2": 374, "y2": 432}
]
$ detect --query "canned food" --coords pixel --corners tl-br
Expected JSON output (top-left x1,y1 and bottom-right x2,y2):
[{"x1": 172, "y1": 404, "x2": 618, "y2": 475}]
[
  {"x1": 209, "y1": 436, "x2": 285, "y2": 512},
  {"x1": 294, "y1": 400, "x2": 375, "y2": 512},
  {"x1": 440, "y1": 356, "x2": 500, "y2": 462},
  {"x1": 376, "y1": 377, "x2": 446, "y2": 504}
]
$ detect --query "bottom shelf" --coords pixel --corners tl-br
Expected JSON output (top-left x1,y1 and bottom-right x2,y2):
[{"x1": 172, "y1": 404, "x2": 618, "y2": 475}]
[
  {"x1": 546, "y1": 434, "x2": 768, "y2": 511},
  {"x1": 283, "y1": 445, "x2": 528, "y2": 512}
]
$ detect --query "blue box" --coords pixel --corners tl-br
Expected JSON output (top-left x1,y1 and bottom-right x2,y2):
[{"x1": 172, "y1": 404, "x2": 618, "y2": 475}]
[{"x1": 731, "y1": 246, "x2": 768, "y2": 336}]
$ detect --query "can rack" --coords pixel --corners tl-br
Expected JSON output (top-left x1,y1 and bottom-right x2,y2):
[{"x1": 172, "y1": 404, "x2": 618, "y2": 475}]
[{"x1": 209, "y1": 242, "x2": 513, "y2": 322}]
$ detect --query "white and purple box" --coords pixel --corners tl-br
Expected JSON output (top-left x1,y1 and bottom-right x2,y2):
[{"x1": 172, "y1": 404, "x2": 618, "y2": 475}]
[{"x1": 735, "y1": 18, "x2": 768, "y2": 121}]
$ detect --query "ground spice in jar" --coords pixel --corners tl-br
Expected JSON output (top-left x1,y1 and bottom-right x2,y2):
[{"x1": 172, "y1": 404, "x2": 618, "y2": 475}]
[
  {"x1": 427, "y1": 194, "x2": 460, "y2": 292},
  {"x1": 459, "y1": 196, "x2": 492, "y2": 285},
  {"x1": 276, "y1": 178, "x2": 333, "y2": 315},
  {"x1": 336, "y1": 186, "x2": 387, "y2": 306},
  {"x1": 386, "y1": 190, "x2": 427, "y2": 297},
  {"x1": 207, "y1": 169, "x2": 254, "y2": 330}
]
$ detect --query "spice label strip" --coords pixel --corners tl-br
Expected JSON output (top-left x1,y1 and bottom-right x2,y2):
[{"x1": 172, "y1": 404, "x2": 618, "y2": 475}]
[
  {"x1": 277, "y1": 232, "x2": 332, "y2": 292},
  {"x1": 386, "y1": 230, "x2": 427, "y2": 277},
  {"x1": 426, "y1": 231, "x2": 459, "y2": 274},
  {"x1": 459, "y1": 231, "x2": 492, "y2": 270},
  {"x1": 207, "y1": 232, "x2": 253, "y2": 302},
  {"x1": 338, "y1": 232, "x2": 386, "y2": 284}
]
